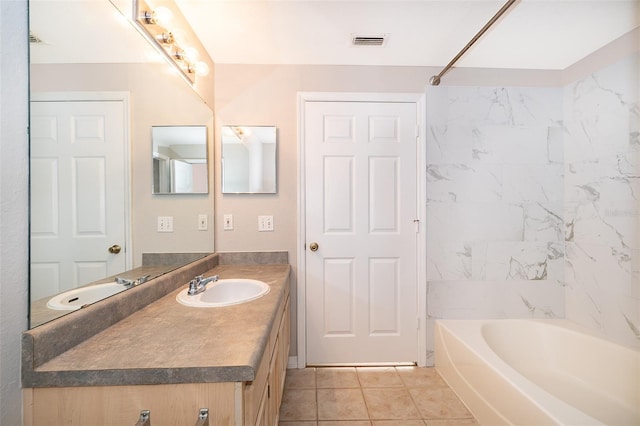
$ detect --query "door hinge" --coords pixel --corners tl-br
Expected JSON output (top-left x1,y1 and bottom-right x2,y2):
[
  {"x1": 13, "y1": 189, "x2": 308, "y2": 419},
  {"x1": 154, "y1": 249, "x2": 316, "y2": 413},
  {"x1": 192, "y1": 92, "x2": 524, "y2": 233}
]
[
  {"x1": 415, "y1": 125, "x2": 420, "y2": 138},
  {"x1": 413, "y1": 219, "x2": 420, "y2": 233}
]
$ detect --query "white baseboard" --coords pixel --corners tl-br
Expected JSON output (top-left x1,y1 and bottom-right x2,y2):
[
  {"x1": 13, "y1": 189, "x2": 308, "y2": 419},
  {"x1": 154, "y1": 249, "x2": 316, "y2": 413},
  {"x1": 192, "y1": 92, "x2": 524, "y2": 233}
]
[{"x1": 287, "y1": 356, "x2": 299, "y2": 369}]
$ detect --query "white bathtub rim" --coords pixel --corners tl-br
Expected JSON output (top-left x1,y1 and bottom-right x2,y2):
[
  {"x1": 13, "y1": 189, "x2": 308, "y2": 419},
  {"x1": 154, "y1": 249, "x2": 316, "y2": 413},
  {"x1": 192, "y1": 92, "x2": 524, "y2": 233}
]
[
  {"x1": 435, "y1": 319, "x2": 627, "y2": 426},
  {"x1": 481, "y1": 318, "x2": 639, "y2": 411},
  {"x1": 436, "y1": 319, "x2": 605, "y2": 425},
  {"x1": 435, "y1": 326, "x2": 522, "y2": 425},
  {"x1": 436, "y1": 319, "x2": 596, "y2": 425}
]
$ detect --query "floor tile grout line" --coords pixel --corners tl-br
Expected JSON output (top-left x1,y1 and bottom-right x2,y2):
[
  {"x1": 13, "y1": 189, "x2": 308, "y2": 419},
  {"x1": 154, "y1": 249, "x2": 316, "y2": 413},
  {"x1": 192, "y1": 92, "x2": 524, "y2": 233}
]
[{"x1": 282, "y1": 367, "x2": 478, "y2": 424}]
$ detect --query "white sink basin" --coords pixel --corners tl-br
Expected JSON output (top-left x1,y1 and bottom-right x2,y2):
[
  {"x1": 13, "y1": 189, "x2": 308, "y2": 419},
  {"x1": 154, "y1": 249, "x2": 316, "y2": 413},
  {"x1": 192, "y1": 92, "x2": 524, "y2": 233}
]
[
  {"x1": 46, "y1": 282, "x2": 126, "y2": 311},
  {"x1": 176, "y1": 278, "x2": 270, "y2": 308}
]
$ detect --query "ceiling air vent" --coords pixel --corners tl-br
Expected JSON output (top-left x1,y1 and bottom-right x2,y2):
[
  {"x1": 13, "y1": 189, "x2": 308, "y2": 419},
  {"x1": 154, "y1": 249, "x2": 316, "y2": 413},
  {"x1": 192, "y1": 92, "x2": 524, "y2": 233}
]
[{"x1": 352, "y1": 34, "x2": 387, "y2": 47}]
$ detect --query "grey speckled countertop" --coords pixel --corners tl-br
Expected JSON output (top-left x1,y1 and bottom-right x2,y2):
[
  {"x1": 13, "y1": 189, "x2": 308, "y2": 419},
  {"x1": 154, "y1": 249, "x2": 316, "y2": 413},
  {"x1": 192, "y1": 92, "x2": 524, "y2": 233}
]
[
  {"x1": 30, "y1": 265, "x2": 178, "y2": 328},
  {"x1": 24, "y1": 263, "x2": 290, "y2": 387}
]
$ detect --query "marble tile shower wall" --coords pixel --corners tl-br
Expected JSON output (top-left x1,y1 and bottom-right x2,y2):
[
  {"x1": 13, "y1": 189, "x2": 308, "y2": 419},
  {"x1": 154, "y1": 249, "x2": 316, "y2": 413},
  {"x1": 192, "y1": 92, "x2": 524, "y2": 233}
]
[
  {"x1": 425, "y1": 86, "x2": 566, "y2": 361},
  {"x1": 563, "y1": 54, "x2": 640, "y2": 349}
]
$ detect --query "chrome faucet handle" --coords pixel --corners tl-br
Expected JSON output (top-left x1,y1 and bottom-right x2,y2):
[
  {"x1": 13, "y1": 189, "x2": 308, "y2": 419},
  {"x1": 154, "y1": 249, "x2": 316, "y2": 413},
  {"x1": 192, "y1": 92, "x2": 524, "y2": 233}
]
[
  {"x1": 115, "y1": 276, "x2": 135, "y2": 287},
  {"x1": 137, "y1": 274, "x2": 150, "y2": 284},
  {"x1": 188, "y1": 279, "x2": 199, "y2": 295},
  {"x1": 194, "y1": 275, "x2": 205, "y2": 284}
]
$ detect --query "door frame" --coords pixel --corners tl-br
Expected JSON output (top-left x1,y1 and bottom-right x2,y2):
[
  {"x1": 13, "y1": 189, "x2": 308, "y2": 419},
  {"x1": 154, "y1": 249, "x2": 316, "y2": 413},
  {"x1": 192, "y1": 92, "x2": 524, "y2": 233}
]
[
  {"x1": 30, "y1": 91, "x2": 133, "y2": 272},
  {"x1": 296, "y1": 92, "x2": 427, "y2": 367}
]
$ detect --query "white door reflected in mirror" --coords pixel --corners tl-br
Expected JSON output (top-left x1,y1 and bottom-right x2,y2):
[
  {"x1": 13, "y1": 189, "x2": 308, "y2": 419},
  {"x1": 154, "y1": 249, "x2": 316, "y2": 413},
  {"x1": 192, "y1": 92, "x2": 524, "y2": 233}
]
[
  {"x1": 221, "y1": 125, "x2": 277, "y2": 194},
  {"x1": 152, "y1": 125, "x2": 208, "y2": 194}
]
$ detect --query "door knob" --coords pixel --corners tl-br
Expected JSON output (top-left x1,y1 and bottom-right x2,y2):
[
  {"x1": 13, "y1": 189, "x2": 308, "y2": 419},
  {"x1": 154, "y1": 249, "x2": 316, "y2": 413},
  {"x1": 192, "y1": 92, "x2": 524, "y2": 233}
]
[
  {"x1": 108, "y1": 244, "x2": 121, "y2": 254},
  {"x1": 309, "y1": 242, "x2": 319, "y2": 252}
]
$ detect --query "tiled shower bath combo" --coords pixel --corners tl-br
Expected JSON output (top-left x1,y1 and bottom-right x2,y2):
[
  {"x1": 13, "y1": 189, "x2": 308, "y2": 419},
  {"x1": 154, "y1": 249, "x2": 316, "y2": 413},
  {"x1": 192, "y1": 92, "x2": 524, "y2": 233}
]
[{"x1": 425, "y1": 53, "x2": 639, "y2": 357}]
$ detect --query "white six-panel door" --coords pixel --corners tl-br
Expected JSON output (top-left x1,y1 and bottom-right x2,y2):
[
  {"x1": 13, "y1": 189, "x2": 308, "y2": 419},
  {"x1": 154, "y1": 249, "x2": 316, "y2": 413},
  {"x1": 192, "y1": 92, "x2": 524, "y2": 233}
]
[
  {"x1": 30, "y1": 100, "x2": 127, "y2": 301},
  {"x1": 304, "y1": 100, "x2": 419, "y2": 365}
]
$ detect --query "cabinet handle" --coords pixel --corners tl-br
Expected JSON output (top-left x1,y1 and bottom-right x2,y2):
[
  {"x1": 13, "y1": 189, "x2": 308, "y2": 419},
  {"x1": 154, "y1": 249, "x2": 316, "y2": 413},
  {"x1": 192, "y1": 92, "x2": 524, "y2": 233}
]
[
  {"x1": 135, "y1": 410, "x2": 150, "y2": 426},
  {"x1": 195, "y1": 408, "x2": 209, "y2": 426},
  {"x1": 267, "y1": 384, "x2": 271, "y2": 399}
]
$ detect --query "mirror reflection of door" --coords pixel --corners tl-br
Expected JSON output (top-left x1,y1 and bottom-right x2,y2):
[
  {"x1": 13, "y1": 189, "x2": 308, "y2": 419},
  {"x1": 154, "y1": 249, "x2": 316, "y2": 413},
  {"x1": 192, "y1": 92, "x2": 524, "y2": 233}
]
[
  {"x1": 151, "y1": 125, "x2": 208, "y2": 194},
  {"x1": 152, "y1": 155, "x2": 171, "y2": 193},
  {"x1": 30, "y1": 97, "x2": 128, "y2": 302}
]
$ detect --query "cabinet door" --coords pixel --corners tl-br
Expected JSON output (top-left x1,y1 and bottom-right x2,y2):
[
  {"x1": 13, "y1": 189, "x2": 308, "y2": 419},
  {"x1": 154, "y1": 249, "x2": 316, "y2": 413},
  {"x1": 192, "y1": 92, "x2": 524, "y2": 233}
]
[
  {"x1": 254, "y1": 384, "x2": 268, "y2": 426},
  {"x1": 266, "y1": 335, "x2": 280, "y2": 426},
  {"x1": 278, "y1": 300, "x2": 291, "y2": 404},
  {"x1": 244, "y1": 346, "x2": 270, "y2": 426}
]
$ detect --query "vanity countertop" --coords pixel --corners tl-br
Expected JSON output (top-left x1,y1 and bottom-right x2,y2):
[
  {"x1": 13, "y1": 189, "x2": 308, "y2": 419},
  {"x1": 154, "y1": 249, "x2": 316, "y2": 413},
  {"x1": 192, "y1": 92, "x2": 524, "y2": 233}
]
[{"x1": 24, "y1": 263, "x2": 290, "y2": 387}]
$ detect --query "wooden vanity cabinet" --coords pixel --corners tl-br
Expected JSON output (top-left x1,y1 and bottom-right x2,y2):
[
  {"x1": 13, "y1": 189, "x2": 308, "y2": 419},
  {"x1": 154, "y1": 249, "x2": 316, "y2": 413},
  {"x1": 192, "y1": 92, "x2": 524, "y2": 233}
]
[
  {"x1": 24, "y1": 382, "x2": 237, "y2": 425},
  {"x1": 244, "y1": 295, "x2": 290, "y2": 426},
  {"x1": 24, "y1": 295, "x2": 291, "y2": 426}
]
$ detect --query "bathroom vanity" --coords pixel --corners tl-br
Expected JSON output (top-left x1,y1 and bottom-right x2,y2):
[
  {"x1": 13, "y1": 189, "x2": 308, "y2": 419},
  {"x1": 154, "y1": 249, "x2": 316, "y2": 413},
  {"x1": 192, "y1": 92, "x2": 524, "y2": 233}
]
[{"x1": 22, "y1": 253, "x2": 291, "y2": 425}]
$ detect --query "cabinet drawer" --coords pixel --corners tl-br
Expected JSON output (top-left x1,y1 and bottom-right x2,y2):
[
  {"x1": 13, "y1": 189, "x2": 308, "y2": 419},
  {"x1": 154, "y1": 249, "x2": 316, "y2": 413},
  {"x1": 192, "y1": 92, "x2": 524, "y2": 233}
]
[{"x1": 27, "y1": 382, "x2": 236, "y2": 426}]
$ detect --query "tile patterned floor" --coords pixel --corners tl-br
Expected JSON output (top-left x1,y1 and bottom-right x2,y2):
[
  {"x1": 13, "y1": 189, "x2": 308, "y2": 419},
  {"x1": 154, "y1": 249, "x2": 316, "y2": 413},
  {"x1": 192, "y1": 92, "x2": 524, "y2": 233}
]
[{"x1": 278, "y1": 367, "x2": 479, "y2": 426}]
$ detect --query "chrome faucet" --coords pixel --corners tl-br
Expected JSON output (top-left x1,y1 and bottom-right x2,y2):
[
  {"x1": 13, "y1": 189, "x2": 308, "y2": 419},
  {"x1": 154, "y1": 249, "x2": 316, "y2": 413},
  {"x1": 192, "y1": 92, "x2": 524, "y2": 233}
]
[
  {"x1": 187, "y1": 274, "x2": 219, "y2": 295},
  {"x1": 115, "y1": 274, "x2": 150, "y2": 289}
]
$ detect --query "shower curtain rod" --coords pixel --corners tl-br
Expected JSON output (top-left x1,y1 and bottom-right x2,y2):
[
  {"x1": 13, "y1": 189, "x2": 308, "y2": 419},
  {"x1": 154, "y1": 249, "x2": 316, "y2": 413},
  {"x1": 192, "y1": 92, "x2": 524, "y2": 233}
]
[{"x1": 429, "y1": 0, "x2": 518, "y2": 86}]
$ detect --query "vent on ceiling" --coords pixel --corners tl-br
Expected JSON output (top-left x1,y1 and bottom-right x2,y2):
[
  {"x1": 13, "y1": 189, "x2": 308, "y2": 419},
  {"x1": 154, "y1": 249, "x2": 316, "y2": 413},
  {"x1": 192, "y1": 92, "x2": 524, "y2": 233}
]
[
  {"x1": 352, "y1": 34, "x2": 388, "y2": 47},
  {"x1": 29, "y1": 32, "x2": 45, "y2": 44}
]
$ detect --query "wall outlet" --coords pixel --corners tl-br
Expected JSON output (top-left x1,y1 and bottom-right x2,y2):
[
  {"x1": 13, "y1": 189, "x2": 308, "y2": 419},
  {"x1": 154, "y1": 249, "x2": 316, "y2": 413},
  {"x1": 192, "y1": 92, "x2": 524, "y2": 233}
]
[
  {"x1": 223, "y1": 214, "x2": 233, "y2": 231},
  {"x1": 258, "y1": 215, "x2": 274, "y2": 232},
  {"x1": 157, "y1": 216, "x2": 173, "y2": 232},
  {"x1": 198, "y1": 214, "x2": 208, "y2": 231}
]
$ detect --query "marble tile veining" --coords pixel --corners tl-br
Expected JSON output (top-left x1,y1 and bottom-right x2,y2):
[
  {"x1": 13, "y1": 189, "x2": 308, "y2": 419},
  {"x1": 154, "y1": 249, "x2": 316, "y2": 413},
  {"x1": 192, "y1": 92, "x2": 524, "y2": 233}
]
[
  {"x1": 564, "y1": 54, "x2": 640, "y2": 348},
  {"x1": 420, "y1": 80, "x2": 640, "y2": 359}
]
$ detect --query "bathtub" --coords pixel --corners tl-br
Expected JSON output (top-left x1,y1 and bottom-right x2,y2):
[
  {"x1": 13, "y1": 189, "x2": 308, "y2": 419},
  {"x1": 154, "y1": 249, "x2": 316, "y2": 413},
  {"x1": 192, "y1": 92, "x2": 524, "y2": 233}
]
[{"x1": 434, "y1": 319, "x2": 640, "y2": 426}]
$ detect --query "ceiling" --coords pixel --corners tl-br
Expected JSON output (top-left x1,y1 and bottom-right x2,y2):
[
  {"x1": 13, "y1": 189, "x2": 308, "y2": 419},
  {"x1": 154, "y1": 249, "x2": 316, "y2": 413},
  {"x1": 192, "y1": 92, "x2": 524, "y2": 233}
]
[
  {"x1": 174, "y1": 0, "x2": 640, "y2": 69},
  {"x1": 29, "y1": 1, "x2": 639, "y2": 70}
]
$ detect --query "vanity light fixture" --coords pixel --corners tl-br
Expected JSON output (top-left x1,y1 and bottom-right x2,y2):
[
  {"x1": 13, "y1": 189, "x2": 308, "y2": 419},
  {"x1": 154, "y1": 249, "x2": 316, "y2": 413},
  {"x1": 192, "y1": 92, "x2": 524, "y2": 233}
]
[
  {"x1": 132, "y1": 0, "x2": 209, "y2": 84},
  {"x1": 230, "y1": 126, "x2": 252, "y2": 140}
]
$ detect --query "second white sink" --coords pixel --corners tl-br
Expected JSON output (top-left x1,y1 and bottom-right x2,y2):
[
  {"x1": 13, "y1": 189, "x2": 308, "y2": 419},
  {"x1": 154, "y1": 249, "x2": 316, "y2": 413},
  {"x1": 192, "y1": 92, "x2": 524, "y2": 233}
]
[
  {"x1": 176, "y1": 278, "x2": 270, "y2": 308},
  {"x1": 47, "y1": 282, "x2": 126, "y2": 311}
]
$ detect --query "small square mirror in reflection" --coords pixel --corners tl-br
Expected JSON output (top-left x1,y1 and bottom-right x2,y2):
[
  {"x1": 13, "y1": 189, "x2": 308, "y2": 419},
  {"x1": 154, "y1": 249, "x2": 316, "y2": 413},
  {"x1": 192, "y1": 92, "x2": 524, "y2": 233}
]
[{"x1": 221, "y1": 125, "x2": 277, "y2": 194}]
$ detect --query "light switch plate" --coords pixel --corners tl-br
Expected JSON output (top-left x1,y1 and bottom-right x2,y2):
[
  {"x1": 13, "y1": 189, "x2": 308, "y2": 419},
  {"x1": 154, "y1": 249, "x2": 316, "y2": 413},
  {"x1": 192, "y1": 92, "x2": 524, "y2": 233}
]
[
  {"x1": 258, "y1": 215, "x2": 274, "y2": 232},
  {"x1": 198, "y1": 214, "x2": 208, "y2": 231},
  {"x1": 223, "y1": 214, "x2": 233, "y2": 231},
  {"x1": 157, "y1": 216, "x2": 173, "y2": 232}
]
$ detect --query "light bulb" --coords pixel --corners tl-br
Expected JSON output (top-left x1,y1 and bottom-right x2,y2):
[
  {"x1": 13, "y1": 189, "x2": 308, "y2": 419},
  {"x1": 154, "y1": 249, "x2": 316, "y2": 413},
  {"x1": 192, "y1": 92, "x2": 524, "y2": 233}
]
[
  {"x1": 171, "y1": 29, "x2": 187, "y2": 47},
  {"x1": 193, "y1": 61, "x2": 209, "y2": 77},
  {"x1": 184, "y1": 47, "x2": 199, "y2": 63},
  {"x1": 153, "y1": 6, "x2": 173, "y2": 27}
]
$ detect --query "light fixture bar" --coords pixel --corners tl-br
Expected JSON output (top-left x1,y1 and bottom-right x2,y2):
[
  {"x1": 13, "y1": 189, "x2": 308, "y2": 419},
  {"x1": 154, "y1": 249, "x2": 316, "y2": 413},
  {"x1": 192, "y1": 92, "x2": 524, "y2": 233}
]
[{"x1": 132, "y1": 0, "x2": 199, "y2": 85}]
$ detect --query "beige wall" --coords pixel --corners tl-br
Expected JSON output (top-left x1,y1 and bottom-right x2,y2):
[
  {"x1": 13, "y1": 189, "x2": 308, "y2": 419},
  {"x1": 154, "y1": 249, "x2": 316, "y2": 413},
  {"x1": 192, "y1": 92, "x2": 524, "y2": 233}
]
[{"x1": 30, "y1": 63, "x2": 215, "y2": 266}]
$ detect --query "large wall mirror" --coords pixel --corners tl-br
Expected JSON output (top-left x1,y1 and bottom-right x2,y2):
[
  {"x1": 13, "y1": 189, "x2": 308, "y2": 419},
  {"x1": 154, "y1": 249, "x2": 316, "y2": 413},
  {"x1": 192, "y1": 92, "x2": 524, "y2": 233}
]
[
  {"x1": 221, "y1": 126, "x2": 277, "y2": 194},
  {"x1": 152, "y1": 125, "x2": 208, "y2": 194},
  {"x1": 29, "y1": 0, "x2": 214, "y2": 328}
]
